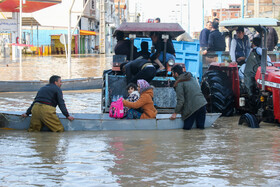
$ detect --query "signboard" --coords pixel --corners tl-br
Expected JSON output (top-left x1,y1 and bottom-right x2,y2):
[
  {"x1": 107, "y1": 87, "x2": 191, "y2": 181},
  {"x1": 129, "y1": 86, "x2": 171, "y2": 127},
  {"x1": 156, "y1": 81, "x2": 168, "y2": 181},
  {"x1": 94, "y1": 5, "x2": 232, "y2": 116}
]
[
  {"x1": 147, "y1": 19, "x2": 154, "y2": 23},
  {"x1": 0, "y1": 19, "x2": 17, "y2": 32},
  {"x1": 60, "y1": 34, "x2": 68, "y2": 45}
]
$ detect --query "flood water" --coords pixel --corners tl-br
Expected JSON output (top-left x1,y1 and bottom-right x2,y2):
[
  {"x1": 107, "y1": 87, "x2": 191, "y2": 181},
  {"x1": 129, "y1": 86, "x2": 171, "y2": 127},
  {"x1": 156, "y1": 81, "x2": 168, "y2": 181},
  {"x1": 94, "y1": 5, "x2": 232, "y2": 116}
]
[
  {"x1": 1, "y1": 55, "x2": 280, "y2": 186},
  {"x1": 0, "y1": 54, "x2": 112, "y2": 81},
  {"x1": 1, "y1": 120, "x2": 280, "y2": 186}
]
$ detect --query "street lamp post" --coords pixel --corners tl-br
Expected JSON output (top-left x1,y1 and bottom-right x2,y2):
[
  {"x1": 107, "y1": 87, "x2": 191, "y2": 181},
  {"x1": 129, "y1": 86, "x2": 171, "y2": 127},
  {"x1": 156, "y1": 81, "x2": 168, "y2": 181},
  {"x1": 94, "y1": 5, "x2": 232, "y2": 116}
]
[{"x1": 202, "y1": 0, "x2": 204, "y2": 28}]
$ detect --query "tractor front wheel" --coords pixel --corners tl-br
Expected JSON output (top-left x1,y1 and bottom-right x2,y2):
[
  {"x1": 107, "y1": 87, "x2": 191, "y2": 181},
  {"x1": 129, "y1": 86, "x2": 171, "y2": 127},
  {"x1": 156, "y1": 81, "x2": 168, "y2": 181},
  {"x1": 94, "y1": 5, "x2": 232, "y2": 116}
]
[
  {"x1": 201, "y1": 70, "x2": 234, "y2": 116},
  {"x1": 238, "y1": 113, "x2": 260, "y2": 128}
]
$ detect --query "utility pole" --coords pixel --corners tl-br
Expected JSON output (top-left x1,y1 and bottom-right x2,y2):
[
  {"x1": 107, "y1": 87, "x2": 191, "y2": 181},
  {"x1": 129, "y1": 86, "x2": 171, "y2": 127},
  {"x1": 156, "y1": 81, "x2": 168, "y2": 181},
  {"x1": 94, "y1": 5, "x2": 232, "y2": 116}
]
[
  {"x1": 241, "y1": 0, "x2": 244, "y2": 18},
  {"x1": 219, "y1": 0, "x2": 222, "y2": 21},
  {"x1": 187, "y1": 0, "x2": 190, "y2": 34},
  {"x1": 254, "y1": 0, "x2": 259, "y2": 18},
  {"x1": 272, "y1": 0, "x2": 275, "y2": 18},
  {"x1": 202, "y1": 0, "x2": 204, "y2": 28},
  {"x1": 181, "y1": 0, "x2": 183, "y2": 26},
  {"x1": 118, "y1": 1, "x2": 120, "y2": 26},
  {"x1": 135, "y1": 1, "x2": 137, "y2": 22},
  {"x1": 68, "y1": 0, "x2": 75, "y2": 69},
  {"x1": 19, "y1": 0, "x2": 22, "y2": 64},
  {"x1": 99, "y1": 0, "x2": 105, "y2": 54}
]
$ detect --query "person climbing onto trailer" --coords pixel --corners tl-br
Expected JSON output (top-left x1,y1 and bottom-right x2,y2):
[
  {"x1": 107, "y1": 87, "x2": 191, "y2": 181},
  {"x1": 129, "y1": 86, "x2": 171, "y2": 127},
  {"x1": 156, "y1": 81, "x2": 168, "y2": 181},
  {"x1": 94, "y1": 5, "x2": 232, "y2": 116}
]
[{"x1": 120, "y1": 58, "x2": 156, "y2": 84}]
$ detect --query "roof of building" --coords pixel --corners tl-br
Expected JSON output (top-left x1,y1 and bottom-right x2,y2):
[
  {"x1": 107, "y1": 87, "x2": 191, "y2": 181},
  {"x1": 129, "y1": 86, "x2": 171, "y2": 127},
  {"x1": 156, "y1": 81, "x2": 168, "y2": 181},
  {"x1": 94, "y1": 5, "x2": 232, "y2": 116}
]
[{"x1": 0, "y1": 0, "x2": 61, "y2": 13}]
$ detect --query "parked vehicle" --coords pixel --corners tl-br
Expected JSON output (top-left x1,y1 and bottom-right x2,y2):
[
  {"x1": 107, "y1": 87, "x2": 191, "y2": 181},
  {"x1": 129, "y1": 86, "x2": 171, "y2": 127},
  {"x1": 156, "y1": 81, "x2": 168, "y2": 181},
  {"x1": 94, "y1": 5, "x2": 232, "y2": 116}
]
[{"x1": 201, "y1": 18, "x2": 280, "y2": 128}]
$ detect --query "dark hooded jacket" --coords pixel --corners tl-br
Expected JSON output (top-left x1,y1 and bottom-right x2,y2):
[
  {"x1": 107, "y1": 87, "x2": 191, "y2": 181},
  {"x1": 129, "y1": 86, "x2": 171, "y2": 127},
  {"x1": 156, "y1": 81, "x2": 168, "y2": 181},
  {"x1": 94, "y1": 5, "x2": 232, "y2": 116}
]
[
  {"x1": 174, "y1": 72, "x2": 207, "y2": 120},
  {"x1": 114, "y1": 40, "x2": 138, "y2": 60},
  {"x1": 125, "y1": 58, "x2": 153, "y2": 83},
  {"x1": 207, "y1": 29, "x2": 226, "y2": 51}
]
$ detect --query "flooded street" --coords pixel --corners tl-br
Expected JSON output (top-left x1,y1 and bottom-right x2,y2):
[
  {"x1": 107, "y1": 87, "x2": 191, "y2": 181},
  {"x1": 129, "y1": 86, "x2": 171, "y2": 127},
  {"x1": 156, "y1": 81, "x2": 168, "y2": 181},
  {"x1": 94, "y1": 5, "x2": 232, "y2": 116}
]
[
  {"x1": 0, "y1": 54, "x2": 112, "y2": 81},
  {"x1": 0, "y1": 89, "x2": 102, "y2": 113},
  {"x1": 1, "y1": 55, "x2": 280, "y2": 186},
  {"x1": 1, "y1": 123, "x2": 280, "y2": 186}
]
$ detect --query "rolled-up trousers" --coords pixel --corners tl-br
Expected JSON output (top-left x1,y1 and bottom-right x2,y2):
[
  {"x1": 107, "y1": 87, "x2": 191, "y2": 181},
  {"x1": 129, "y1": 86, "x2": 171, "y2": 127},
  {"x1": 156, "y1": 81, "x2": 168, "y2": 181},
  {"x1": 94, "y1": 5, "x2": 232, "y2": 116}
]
[{"x1": 28, "y1": 103, "x2": 64, "y2": 132}]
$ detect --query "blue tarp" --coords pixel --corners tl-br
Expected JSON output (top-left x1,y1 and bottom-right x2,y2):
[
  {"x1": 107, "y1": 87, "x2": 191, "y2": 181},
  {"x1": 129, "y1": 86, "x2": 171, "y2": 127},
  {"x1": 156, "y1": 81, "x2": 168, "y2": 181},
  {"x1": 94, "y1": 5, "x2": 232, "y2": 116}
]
[{"x1": 134, "y1": 38, "x2": 202, "y2": 81}]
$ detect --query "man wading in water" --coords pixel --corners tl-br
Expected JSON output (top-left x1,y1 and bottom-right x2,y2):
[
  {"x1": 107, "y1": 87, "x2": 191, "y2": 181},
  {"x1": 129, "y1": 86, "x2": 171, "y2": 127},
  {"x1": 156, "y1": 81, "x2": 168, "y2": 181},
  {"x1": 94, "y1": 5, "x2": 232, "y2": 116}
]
[{"x1": 22, "y1": 75, "x2": 74, "y2": 132}]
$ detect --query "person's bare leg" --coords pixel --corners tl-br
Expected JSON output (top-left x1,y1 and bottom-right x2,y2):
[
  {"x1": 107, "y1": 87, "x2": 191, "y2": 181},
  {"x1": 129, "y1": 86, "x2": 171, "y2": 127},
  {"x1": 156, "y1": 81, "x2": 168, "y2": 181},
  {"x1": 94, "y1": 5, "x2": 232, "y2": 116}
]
[{"x1": 154, "y1": 58, "x2": 165, "y2": 70}]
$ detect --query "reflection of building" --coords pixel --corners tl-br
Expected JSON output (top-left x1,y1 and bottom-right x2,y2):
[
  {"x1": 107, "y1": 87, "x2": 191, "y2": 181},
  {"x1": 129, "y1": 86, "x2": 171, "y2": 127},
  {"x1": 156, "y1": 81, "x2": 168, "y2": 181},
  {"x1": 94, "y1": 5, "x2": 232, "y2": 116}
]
[
  {"x1": 211, "y1": 4, "x2": 241, "y2": 22},
  {"x1": 245, "y1": 0, "x2": 280, "y2": 18}
]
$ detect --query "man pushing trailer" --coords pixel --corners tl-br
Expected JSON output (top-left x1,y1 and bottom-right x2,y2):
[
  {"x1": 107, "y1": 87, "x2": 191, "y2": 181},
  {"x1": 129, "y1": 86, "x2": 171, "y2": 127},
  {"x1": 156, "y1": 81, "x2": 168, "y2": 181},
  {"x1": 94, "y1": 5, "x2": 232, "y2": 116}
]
[{"x1": 21, "y1": 75, "x2": 74, "y2": 132}]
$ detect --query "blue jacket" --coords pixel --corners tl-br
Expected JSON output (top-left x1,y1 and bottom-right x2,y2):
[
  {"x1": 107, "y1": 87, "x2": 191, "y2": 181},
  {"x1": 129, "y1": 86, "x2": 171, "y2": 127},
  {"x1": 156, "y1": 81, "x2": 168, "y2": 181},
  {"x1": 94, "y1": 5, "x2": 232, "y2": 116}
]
[{"x1": 199, "y1": 28, "x2": 210, "y2": 48}]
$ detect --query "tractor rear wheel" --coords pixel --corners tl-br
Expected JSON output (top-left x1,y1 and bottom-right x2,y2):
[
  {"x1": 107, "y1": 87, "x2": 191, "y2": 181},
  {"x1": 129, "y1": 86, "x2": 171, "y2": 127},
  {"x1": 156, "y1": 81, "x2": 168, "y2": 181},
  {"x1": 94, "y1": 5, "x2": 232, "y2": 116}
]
[
  {"x1": 201, "y1": 70, "x2": 234, "y2": 116},
  {"x1": 238, "y1": 113, "x2": 260, "y2": 128}
]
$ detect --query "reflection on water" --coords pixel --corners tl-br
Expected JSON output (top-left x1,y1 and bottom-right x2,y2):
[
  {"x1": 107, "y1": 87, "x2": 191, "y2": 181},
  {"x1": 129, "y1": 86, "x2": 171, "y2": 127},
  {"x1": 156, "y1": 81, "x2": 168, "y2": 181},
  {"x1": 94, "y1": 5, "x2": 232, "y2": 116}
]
[
  {"x1": 0, "y1": 54, "x2": 112, "y2": 81},
  {"x1": 1, "y1": 128, "x2": 280, "y2": 186},
  {"x1": 0, "y1": 90, "x2": 101, "y2": 113}
]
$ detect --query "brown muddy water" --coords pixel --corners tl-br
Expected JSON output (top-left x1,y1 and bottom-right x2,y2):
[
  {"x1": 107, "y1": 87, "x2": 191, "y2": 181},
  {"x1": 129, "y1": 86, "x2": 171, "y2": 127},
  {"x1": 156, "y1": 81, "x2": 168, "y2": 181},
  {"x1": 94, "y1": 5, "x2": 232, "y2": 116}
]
[
  {"x1": 0, "y1": 54, "x2": 112, "y2": 81},
  {"x1": 1, "y1": 55, "x2": 280, "y2": 186}
]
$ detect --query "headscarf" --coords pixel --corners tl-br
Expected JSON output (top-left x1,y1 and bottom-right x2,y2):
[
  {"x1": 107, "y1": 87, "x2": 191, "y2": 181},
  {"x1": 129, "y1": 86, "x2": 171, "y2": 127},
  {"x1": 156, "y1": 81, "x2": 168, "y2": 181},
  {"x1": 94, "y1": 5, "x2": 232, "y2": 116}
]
[{"x1": 137, "y1": 79, "x2": 151, "y2": 94}]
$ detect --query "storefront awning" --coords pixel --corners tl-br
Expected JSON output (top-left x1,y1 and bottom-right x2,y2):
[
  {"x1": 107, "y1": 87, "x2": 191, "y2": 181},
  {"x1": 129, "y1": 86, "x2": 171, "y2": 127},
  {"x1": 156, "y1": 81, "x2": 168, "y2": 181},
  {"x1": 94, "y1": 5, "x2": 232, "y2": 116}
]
[
  {"x1": 80, "y1": 30, "x2": 98, "y2": 36},
  {"x1": 0, "y1": 0, "x2": 61, "y2": 13}
]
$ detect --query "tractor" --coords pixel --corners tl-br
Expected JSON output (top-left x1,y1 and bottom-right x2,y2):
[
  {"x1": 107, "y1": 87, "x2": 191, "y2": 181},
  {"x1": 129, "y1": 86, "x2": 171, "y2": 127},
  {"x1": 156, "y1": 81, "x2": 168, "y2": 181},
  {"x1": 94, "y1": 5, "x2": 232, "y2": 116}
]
[
  {"x1": 201, "y1": 18, "x2": 280, "y2": 128},
  {"x1": 101, "y1": 22, "x2": 187, "y2": 113}
]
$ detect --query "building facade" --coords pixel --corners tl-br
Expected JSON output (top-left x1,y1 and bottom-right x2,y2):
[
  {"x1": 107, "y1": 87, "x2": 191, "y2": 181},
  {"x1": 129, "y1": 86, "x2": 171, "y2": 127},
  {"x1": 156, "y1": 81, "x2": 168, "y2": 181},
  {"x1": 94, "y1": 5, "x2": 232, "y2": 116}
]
[
  {"x1": 211, "y1": 4, "x2": 241, "y2": 22},
  {"x1": 245, "y1": 0, "x2": 280, "y2": 18}
]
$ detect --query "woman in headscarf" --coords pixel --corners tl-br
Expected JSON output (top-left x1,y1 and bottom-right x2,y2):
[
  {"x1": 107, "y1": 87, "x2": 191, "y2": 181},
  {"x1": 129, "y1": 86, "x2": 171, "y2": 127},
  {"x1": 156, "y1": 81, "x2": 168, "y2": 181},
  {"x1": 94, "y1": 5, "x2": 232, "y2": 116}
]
[{"x1": 123, "y1": 79, "x2": 157, "y2": 119}]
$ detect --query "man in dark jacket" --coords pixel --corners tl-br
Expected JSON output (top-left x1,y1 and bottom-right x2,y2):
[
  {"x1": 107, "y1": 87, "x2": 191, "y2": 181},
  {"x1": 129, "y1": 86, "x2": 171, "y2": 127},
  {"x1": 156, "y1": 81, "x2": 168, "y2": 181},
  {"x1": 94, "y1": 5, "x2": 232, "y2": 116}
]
[
  {"x1": 21, "y1": 75, "x2": 74, "y2": 132},
  {"x1": 202, "y1": 21, "x2": 225, "y2": 55},
  {"x1": 121, "y1": 58, "x2": 156, "y2": 84},
  {"x1": 267, "y1": 27, "x2": 278, "y2": 51},
  {"x1": 114, "y1": 31, "x2": 138, "y2": 60},
  {"x1": 170, "y1": 65, "x2": 207, "y2": 130},
  {"x1": 199, "y1": 21, "x2": 212, "y2": 50}
]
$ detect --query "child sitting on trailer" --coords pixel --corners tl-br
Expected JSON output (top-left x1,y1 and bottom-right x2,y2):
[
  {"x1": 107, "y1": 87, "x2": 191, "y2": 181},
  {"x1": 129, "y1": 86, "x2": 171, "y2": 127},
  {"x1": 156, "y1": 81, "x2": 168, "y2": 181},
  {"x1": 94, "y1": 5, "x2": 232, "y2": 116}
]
[
  {"x1": 124, "y1": 83, "x2": 140, "y2": 116},
  {"x1": 126, "y1": 83, "x2": 140, "y2": 103}
]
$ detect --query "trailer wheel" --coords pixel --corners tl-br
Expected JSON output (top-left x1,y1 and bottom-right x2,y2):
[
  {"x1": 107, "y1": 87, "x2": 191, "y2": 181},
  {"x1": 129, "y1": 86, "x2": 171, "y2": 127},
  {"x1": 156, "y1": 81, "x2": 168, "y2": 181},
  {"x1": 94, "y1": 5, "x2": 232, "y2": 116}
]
[
  {"x1": 238, "y1": 113, "x2": 260, "y2": 128},
  {"x1": 201, "y1": 70, "x2": 234, "y2": 116}
]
